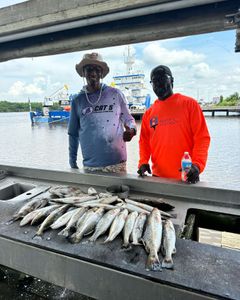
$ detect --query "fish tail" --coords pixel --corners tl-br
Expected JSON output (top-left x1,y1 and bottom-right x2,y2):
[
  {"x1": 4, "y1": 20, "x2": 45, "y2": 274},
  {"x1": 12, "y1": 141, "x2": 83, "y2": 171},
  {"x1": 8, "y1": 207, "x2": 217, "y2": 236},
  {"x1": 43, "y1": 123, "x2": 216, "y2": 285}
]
[
  {"x1": 88, "y1": 235, "x2": 97, "y2": 243},
  {"x1": 33, "y1": 233, "x2": 42, "y2": 240},
  {"x1": 162, "y1": 257, "x2": 174, "y2": 269},
  {"x1": 6, "y1": 216, "x2": 19, "y2": 225},
  {"x1": 146, "y1": 253, "x2": 162, "y2": 271},
  {"x1": 58, "y1": 228, "x2": 69, "y2": 237},
  {"x1": 122, "y1": 242, "x2": 129, "y2": 248},
  {"x1": 68, "y1": 233, "x2": 82, "y2": 244}
]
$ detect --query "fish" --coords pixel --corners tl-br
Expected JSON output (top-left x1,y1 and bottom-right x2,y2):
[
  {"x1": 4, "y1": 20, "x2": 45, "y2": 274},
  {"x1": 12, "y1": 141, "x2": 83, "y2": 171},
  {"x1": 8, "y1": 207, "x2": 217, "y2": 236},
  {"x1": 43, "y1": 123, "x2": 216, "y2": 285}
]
[
  {"x1": 50, "y1": 208, "x2": 78, "y2": 229},
  {"x1": 125, "y1": 199, "x2": 172, "y2": 218},
  {"x1": 34, "y1": 204, "x2": 70, "y2": 238},
  {"x1": 131, "y1": 212, "x2": 147, "y2": 245},
  {"x1": 49, "y1": 185, "x2": 84, "y2": 198},
  {"x1": 99, "y1": 195, "x2": 119, "y2": 204},
  {"x1": 161, "y1": 219, "x2": 176, "y2": 269},
  {"x1": 50, "y1": 195, "x2": 98, "y2": 204},
  {"x1": 122, "y1": 211, "x2": 138, "y2": 248},
  {"x1": 123, "y1": 203, "x2": 150, "y2": 215},
  {"x1": 89, "y1": 208, "x2": 121, "y2": 242},
  {"x1": 58, "y1": 207, "x2": 88, "y2": 237},
  {"x1": 8, "y1": 196, "x2": 49, "y2": 223},
  {"x1": 129, "y1": 195, "x2": 175, "y2": 212},
  {"x1": 30, "y1": 204, "x2": 61, "y2": 225},
  {"x1": 142, "y1": 208, "x2": 162, "y2": 271},
  {"x1": 69, "y1": 207, "x2": 105, "y2": 243},
  {"x1": 87, "y1": 187, "x2": 98, "y2": 195},
  {"x1": 104, "y1": 209, "x2": 128, "y2": 243},
  {"x1": 19, "y1": 204, "x2": 58, "y2": 226}
]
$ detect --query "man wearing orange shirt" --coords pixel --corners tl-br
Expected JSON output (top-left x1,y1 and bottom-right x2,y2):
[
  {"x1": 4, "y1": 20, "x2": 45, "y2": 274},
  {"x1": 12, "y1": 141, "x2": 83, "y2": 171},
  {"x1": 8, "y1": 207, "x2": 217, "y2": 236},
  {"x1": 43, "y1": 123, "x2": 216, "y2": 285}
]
[{"x1": 137, "y1": 65, "x2": 210, "y2": 183}]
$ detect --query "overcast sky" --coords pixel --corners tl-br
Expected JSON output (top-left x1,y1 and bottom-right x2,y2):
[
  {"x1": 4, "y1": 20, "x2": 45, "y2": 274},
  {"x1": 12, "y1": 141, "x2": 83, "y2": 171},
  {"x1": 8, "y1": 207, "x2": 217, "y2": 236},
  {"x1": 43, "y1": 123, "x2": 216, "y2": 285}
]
[{"x1": 0, "y1": 1, "x2": 239, "y2": 103}]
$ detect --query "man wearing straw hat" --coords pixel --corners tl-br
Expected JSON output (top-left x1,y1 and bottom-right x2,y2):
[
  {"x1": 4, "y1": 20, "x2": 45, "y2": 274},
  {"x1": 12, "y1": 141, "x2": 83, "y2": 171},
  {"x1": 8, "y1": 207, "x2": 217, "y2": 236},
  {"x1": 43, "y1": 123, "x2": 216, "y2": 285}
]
[{"x1": 68, "y1": 52, "x2": 137, "y2": 172}]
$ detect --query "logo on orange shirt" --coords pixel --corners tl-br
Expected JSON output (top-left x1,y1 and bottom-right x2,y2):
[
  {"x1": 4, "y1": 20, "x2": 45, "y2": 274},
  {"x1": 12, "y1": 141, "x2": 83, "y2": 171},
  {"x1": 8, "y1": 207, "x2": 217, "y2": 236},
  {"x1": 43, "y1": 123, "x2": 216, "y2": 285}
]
[{"x1": 150, "y1": 116, "x2": 158, "y2": 130}]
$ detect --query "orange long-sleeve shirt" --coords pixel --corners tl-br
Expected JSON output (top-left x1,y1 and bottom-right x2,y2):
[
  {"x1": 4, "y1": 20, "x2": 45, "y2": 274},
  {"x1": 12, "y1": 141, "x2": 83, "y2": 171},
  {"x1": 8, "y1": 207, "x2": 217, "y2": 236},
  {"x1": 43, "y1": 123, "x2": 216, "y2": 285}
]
[{"x1": 138, "y1": 93, "x2": 210, "y2": 180}]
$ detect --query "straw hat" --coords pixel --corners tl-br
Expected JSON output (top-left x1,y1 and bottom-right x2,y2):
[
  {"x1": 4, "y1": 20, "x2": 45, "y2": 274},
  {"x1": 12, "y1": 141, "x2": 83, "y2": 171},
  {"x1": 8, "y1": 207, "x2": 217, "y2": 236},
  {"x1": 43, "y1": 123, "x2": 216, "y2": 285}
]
[{"x1": 75, "y1": 52, "x2": 109, "y2": 78}]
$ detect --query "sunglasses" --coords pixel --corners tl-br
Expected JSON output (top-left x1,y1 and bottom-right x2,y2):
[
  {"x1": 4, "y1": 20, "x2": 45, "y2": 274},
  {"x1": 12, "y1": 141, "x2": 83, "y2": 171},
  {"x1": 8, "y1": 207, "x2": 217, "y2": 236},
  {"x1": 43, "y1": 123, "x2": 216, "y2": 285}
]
[{"x1": 84, "y1": 65, "x2": 103, "y2": 74}]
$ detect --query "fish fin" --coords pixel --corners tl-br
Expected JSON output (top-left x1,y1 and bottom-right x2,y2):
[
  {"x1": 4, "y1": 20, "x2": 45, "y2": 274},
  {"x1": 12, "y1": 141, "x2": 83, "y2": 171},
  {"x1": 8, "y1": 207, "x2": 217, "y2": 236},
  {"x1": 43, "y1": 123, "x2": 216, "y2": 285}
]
[
  {"x1": 162, "y1": 257, "x2": 174, "y2": 269},
  {"x1": 146, "y1": 254, "x2": 162, "y2": 272},
  {"x1": 173, "y1": 247, "x2": 176, "y2": 254}
]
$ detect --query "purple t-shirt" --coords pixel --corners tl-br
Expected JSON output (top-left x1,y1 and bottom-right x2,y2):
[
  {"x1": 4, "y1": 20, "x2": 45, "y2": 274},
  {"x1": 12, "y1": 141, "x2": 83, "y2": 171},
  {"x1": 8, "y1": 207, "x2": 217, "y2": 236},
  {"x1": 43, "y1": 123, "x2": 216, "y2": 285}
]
[{"x1": 68, "y1": 84, "x2": 136, "y2": 167}]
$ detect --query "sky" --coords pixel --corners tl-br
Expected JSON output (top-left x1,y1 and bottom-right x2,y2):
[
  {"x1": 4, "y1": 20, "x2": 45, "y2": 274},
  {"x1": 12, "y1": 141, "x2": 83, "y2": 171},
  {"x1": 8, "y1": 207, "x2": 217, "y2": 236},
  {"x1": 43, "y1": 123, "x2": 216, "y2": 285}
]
[{"x1": 0, "y1": 0, "x2": 239, "y2": 104}]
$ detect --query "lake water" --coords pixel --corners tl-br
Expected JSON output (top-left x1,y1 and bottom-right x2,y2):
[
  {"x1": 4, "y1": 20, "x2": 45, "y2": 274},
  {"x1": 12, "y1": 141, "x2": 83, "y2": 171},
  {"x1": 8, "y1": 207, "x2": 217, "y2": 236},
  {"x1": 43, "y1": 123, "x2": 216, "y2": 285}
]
[{"x1": 0, "y1": 112, "x2": 239, "y2": 188}]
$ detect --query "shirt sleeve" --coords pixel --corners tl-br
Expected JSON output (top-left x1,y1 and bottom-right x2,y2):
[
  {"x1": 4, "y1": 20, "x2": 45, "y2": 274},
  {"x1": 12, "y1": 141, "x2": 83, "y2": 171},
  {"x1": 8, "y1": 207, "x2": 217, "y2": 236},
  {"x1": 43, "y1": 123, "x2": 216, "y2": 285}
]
[
  {"x1": 68, "y1": 97, "x2": 80, "y2": 166},
  {"x1": 138, "y1": 111, "x2": 151, "y2": 167},
  {"x1": 118, "y1": 90, "x2": 137, "y2": 131},
  {"x1": 190, "y1": 101, "x2": 211, "y2": 172}
]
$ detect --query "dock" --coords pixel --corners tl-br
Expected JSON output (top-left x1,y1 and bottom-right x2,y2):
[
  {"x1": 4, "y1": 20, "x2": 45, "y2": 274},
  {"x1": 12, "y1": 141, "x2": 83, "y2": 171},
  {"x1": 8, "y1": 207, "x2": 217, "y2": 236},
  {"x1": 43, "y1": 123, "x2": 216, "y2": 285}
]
[{"x1": 131, "y1": 106, "x2": 240, "y2": 119}]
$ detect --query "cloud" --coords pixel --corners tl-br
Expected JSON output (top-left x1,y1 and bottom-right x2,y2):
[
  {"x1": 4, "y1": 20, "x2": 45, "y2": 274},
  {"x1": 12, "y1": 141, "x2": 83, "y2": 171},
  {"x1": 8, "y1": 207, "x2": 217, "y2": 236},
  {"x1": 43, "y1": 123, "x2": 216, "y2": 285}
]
[
  {"x1": 8, "y1": 80, "x2": 43, "y2": 97},
  {"x1": 143, "y1": 43, "x2": 205, "y2": 67},
  {"x1": 191, "y1": 63, "x2": 217, "y2": 79}
]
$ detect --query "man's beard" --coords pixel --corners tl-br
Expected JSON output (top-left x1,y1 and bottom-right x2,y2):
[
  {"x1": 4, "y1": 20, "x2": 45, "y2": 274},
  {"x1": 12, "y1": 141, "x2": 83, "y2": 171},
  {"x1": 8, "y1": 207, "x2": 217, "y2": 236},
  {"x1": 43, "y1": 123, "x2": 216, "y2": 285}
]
[{"x1": 155, "y1": 84, "x2": 172, "y2": 100}]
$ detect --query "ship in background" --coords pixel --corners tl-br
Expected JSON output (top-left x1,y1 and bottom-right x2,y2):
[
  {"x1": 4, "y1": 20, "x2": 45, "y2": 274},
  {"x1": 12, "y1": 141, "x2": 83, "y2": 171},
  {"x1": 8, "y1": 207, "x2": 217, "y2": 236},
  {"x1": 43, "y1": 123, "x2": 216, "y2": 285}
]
[
  {"x1": 29, "y1": 85, "x2": 72, "y2": 124},
  {"x1": 112, "y1": 46, "x2": 151, "y2": 113}
]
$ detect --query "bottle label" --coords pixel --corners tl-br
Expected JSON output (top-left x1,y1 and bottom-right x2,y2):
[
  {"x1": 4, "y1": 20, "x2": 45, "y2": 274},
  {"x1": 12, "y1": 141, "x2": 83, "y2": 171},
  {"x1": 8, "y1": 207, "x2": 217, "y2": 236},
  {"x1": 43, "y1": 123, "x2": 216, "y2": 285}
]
[{"x1": 181, "y1": 160, "x2": 192, "y2": 182}]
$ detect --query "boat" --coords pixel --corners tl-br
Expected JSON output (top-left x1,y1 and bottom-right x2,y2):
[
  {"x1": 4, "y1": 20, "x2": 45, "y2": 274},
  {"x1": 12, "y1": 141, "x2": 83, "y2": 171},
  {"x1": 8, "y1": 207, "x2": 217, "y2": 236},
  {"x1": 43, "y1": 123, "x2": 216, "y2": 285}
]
[
  {"x1": 29, "y1": 85, "x2": 71, "y2": 124},
  {"x1": 0, "y1": 164, "x2": 239, "y2": 300},
  {"x1": 113, "y1": 46, "x2": 151, "y2": 115}
]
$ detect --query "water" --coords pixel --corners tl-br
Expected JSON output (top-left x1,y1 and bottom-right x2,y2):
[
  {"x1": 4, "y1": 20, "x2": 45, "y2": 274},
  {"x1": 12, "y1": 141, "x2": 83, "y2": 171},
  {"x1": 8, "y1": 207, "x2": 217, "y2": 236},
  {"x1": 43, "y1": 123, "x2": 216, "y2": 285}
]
[{"x1": 0, "y1": 112, "x2": 239, "y2": 188}]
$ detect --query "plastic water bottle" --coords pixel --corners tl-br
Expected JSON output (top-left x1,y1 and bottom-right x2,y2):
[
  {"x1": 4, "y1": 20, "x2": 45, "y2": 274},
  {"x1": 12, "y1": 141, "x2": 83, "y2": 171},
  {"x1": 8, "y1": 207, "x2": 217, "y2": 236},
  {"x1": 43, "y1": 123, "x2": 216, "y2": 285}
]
[{"x1": 181, "y1": 152, "x2": 192, "y2": 182}]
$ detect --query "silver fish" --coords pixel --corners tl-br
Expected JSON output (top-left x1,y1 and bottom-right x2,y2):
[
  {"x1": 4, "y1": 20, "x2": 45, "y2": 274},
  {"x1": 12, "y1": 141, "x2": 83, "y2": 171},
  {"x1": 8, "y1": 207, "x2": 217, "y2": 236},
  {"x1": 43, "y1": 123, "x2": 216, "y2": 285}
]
[
  {"x1": 89, "y1": 208, "x2": 121, "y2": 242},
  {"x1": 131, "y1": 212, "x2": 147, "y2": 245},
  {"x1": 34, "y1": 204, "x2": 70, "y2": 238},
  {"x1": 142, "y1": 208, "x2": 162, "y2": 271},
  {"x1": 50, "y1": 208, "x2": 78, "y2": 229},
  {"x1": 58, "y1": 207, "x2": 88, "y2": 237},
  {"x1": 50, "y1": 195, "x2": 98, "y2": 204},
  {"x1": 125, "y1": 199, "x2": 172, "y2": 218},
  {"x1": 20, "y1": 204, "x2": 58, "y2": 226},
  {"x1": 123, "y1": 203, "x2": 150, "y2": 215},
  {"x1": 104, "y1": 209, "x2": 128, "y2": 243},
  {"x1": 122, "y1": 211, "x2": 138, "y2": 248},
  {"x1": 87, "y1": 187, "x2": 98, "y2": 195},
  {"x1": 99, "y1": 195, "x2": 119, "y2": 204},
  {"x1": 10, "y1": 196, "x2": 49, "y2": 223},
  {"x1": 161, "y1": 219, "x2": 176, "y2": 269},
  {"x1": 30, "y1": 204, "x2": 61, "y2": 225},
  {"x1": 70, "y1": 208, "x2": 105, "y2": 243}
]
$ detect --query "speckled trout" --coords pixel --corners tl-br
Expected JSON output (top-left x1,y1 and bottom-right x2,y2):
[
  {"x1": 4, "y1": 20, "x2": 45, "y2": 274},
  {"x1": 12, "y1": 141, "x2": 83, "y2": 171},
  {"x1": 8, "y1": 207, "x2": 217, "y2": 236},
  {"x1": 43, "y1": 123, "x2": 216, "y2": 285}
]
[
  {"x1": 142, "y1": 208, "x2": 162, "y2": 271},
  {"x1": 161, "y1": 219, "x2": 176, "y2": 269}
]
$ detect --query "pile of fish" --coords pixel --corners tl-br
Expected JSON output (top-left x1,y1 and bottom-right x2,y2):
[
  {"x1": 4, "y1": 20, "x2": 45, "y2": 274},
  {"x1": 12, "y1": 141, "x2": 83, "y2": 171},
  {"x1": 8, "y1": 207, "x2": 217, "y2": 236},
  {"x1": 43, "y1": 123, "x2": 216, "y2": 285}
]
[{"x1": 8, "y1": 185, "x2": 176, "y2": 271}]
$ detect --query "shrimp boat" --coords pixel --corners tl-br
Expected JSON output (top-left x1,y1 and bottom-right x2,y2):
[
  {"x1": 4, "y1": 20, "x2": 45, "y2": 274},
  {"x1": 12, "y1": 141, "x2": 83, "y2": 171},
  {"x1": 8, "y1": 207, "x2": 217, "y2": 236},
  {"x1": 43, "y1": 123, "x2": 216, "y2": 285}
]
[
  {"x1": 113, "y1": 46, "x2": 151, "y2": 116},
  {"x1": 29, "y1": 85, "x2": 71, "y2": 124}
]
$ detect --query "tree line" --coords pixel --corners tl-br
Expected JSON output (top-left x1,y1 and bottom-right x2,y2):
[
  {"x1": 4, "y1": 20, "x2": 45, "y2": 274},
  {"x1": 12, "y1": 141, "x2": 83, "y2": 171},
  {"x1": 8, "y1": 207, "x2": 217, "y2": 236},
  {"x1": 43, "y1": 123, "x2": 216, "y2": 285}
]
[
  {"x1": 0, "y1": 101, "x2": 62, "y2": 112},
  {"x1": 0, "y1": 92, "x2": 239, "y2": 112}
]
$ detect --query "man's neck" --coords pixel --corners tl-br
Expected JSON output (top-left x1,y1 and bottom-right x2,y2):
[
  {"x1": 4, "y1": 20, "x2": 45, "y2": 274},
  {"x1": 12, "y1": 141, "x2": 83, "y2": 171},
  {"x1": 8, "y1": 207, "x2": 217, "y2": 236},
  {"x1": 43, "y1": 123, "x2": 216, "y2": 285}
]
[{"x1": 87, "y1": 84, "x2": 101, "y2": 93}]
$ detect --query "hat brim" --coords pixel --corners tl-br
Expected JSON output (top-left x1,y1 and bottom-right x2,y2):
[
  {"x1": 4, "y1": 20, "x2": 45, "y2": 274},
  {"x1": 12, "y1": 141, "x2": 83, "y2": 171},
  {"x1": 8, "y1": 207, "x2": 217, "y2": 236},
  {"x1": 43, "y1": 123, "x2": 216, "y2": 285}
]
[{"x1": 75, "y1": 59, "x2": 109, "y2": 78}]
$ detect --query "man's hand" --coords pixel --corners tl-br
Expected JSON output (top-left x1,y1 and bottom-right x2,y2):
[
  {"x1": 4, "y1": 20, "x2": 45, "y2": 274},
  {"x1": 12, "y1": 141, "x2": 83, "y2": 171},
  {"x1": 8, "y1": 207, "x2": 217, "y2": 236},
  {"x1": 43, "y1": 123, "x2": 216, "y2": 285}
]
[
  {"x1": 186, "y1": 164, "x2": 200, "y2": 184},
  {"x1": 123, "y1": 127, "x2": 136, "y2": 142},
  {"x1": 137, "y1": 164, "x2": 151, "y2": 177}
]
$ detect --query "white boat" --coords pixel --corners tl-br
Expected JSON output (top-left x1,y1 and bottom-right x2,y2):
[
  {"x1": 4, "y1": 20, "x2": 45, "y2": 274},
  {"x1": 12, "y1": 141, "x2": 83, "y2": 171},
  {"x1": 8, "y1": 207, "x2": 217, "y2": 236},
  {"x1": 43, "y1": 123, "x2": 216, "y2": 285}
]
[{"x1": 113, "y1": 46, "x2": 151, "y2": 112}]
